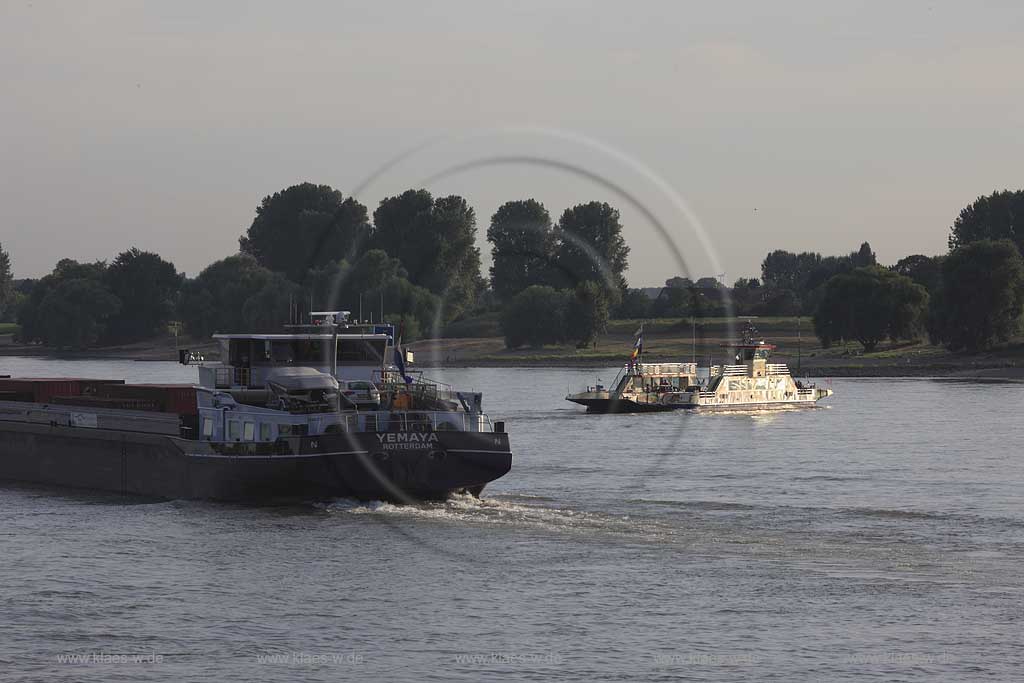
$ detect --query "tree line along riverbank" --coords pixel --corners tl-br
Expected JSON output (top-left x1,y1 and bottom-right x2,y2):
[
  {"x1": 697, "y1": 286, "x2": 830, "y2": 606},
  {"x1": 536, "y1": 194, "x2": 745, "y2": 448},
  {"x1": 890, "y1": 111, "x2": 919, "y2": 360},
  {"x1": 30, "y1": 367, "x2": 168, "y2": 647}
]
[{"x1": 4, "y1": 317, "x2": 1022, "y2": 379}]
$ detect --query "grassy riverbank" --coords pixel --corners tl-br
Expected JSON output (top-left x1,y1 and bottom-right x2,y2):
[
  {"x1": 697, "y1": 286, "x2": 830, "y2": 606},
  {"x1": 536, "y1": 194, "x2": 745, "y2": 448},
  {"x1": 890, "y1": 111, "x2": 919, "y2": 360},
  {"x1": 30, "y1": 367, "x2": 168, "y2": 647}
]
[
  {"x1": 2, "y1": 317, "x2": 1023, "y2": 378},
  {"x1": 411, "y1": 317, "x2": 1024, "y2": 378}
]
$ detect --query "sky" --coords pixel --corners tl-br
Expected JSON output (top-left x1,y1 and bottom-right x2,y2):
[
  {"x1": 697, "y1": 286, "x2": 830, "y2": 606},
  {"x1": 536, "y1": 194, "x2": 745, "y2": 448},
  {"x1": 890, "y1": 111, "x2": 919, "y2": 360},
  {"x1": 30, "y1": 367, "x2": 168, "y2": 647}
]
[{"x1": 2, "y1": 0, "x2": 1022, "y2": 286}]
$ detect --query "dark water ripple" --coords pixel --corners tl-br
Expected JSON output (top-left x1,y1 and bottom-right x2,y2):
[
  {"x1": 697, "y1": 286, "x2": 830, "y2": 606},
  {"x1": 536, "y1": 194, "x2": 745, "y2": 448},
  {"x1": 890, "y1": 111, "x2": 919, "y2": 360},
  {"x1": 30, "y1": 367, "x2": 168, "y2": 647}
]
[{"x1": 1, "y1": 361, "x2": 1023, "y2": 681}]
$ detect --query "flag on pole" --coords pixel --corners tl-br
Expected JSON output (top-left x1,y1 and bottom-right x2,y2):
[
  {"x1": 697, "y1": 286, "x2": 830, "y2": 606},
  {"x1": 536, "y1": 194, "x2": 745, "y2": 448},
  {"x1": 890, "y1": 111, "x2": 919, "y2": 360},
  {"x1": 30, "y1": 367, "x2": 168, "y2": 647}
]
[
  {"x1": 626, "y1": 327, "x2": 643, "y2": 362},
  {"x1": 394, "y1": 322, "x2": 413, "y2": 384},
  {"x1": 629, "y1": 325, "x2": 643, "y2": 370}
]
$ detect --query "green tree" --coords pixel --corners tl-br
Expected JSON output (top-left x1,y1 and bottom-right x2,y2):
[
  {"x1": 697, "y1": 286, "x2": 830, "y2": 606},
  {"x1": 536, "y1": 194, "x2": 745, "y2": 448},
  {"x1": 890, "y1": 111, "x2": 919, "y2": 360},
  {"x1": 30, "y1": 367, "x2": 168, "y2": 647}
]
[
  {"x1": 242, "y1": 273, "x2": 300, "y2": 333},
  {"x1": 731, "y1": 277, "x2": 762, "y2": 315},
  {"x1": 35, "y1": 278, "x2": 122, "y2": 349},
  {"x1": 814, "y1": 266, "x2": 928, "y2": 351},
  {"x1": 948, "y1": 189, "x2": 1024, "y2": 255},
  {"x1": 500, "y1": 285, "x2": 569, "y2": 348},
  {"x1": 0, "y1": 243, "x2": 11, "y2": 318},
  {"x1": 551, "y1": 202, "x2": 630, "y2": 292},
  {"x1": 487, "y1": 199, "x2": 556, "y2": 301},
  {"x1": 613, "y1": 288, "x2": 651, "y2": 319},
  {"x1": 695, "y1": 276, "x2": 721, "y2": 289},
  {"x1": 664, "y1": 276, "x2": 693, "y2": 289},
  {"x1": 892, "y1": 254, "x2": 944, "y2": 294},
  {"x1": 104, "y1": 248, "x2": 182, "y2": 343},
  {"x1": 650, "y1": 286, "x2": 690, "y2": 318},
  {"x1": 566, "y1": 281, "x2": 612, "y2": 347},
  {"x1": 304, "y1": 250, "x2": 440, "y2": 337},
  {"x1": 732, "y1": 277, "x2": 760, "y2": 291},
  {"x1": 17, "y1": 259, "x2": 109, "y2": 344},
  {"x1": 372, "y1": 190, "x2": 482, "y2": 321},
  {"x1": 180, "y1": 254, "x2": 281, "y2": 337},
  {"x1": 761, "y1": 250, "x2": 821, "y2": 292},
  {"x1": 239, "y1": 183, "x2": 372, "y2": 283},
  {"x1": 850, "y1": 241, "x2": 877, "y2": 268},
  {"x1": 928, "y1": 239, "x2": 1024, "y2": 352}
]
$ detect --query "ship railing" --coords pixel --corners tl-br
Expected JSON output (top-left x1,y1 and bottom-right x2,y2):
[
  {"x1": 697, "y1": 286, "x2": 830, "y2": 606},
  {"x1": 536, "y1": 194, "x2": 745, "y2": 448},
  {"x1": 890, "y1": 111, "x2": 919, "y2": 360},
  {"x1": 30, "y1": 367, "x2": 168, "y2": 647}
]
[
  {"x1": 766, "y1": 364, "x2": 791, "y2": 375},
  {"x1": 698, "y1": 391, "x2": 717, "y2": 399},
  {"x1": 0, "y1": 400, "x2": 183, "y2": 436},
  {"x1": 363, "y1": 410, "x2": 493, "y2": 433},
  {"x1": 636, "y1": 362, "x2": 698, "y2": 375},
  {"x1": 720, "y1": 365, "x2": 749, "y2": 376}
]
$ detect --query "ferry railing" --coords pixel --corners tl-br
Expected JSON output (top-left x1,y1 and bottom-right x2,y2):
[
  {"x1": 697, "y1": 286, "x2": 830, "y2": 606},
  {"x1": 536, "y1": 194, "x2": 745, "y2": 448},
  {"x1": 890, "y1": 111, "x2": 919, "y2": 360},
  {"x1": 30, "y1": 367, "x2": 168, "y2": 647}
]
[
  {"x1": 766, "y1": 364, "x2": 790, "y2": 375},
  {"x1": 720, "y1": 365, "x2": 749, "y2": 376}
]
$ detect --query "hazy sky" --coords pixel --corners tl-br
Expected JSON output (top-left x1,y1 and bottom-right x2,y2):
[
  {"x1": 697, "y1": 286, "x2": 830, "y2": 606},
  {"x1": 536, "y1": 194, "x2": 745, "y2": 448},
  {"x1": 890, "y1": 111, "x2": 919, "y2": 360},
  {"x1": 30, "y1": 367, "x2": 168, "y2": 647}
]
[{"x1": 2, "y1": 1, "x2": 1022, "y2": 286}]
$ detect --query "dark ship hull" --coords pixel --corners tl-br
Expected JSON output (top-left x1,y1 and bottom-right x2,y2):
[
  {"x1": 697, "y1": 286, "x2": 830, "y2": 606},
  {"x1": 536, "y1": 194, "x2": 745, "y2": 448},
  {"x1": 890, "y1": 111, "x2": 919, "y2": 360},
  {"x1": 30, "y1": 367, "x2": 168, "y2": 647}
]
[
  {"x1": 565, "y1": 396, "x2": 678, "y2": 414},
  {"x1": 0, "y1": 420, "x2": 511, "y2": 502}
]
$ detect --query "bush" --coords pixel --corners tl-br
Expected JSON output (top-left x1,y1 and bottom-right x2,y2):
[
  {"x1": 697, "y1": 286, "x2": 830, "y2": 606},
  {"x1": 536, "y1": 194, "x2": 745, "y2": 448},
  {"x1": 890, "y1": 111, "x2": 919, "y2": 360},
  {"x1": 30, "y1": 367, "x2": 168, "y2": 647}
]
[
  {"x1": 814, "y1": 266, "x2": 928, "y2": 351},
  {"x1": 500, "y1": 286, "x2": 570, "y2": 348},
  {"x1": 928, "y1": 239, "x2": 1024, "y2": 352}
]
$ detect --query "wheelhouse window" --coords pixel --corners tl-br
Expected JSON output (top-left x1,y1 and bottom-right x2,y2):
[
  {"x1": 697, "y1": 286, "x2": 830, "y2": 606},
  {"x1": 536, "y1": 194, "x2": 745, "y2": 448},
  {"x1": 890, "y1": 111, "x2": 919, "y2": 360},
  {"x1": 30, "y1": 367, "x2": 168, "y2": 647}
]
[
  {"x1": 260, "y1": 423, "x2": 274, "y2": 441},
  {"x1": 243, "y1": 422, "x2": 255, "y2": 441},
  {"x1": 337, "y1": 339, "x2": 386, "y2": 364}
]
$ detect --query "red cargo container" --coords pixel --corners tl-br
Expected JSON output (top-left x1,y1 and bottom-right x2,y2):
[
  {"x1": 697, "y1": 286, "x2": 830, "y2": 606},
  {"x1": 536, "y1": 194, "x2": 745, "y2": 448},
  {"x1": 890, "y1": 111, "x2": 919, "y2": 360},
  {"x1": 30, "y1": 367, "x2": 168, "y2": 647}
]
[
  {"x1": 51, "y1": 395, "x2": 161, "y2": 412},
  {"x1": 99, "y1": 384, "x2": 198, "y2": 415},
  {"x1": 0, "y1": 378, "x2": 82, "y2": 403}
]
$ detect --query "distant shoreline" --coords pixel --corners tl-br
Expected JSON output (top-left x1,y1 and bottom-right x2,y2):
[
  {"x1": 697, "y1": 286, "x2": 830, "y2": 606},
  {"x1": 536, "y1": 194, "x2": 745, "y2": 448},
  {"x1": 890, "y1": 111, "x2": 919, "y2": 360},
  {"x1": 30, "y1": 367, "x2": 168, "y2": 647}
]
[
  {"x1": 3, "y1": 320, "x2": 1022, "y2": 380},
  {"x1": 2, "y1": 346, "x2": 1021, "y2": 379}
]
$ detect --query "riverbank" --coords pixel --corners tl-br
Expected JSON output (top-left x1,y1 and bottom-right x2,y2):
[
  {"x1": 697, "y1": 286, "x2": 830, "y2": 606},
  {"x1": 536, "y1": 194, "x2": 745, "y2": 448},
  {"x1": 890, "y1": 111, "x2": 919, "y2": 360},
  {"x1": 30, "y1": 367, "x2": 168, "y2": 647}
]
[{"x1": 3, "y1": 318, "x2": 1022, "y2": 379}]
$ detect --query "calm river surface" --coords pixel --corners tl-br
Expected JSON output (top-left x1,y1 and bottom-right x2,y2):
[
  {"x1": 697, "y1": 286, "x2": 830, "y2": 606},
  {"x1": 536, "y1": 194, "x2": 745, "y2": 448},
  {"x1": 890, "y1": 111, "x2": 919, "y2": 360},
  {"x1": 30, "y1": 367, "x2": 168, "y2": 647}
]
[{"x1": 2, "y1": 357, "x2": 1023, "y2": 681}]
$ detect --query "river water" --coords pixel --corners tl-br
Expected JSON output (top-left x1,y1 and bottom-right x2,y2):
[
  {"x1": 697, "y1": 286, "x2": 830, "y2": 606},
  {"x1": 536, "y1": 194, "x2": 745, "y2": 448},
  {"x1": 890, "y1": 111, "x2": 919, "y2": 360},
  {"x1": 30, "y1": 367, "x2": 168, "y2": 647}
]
[{"x1": 1, "y1": 357, "x2": 1022, "y2": 681}]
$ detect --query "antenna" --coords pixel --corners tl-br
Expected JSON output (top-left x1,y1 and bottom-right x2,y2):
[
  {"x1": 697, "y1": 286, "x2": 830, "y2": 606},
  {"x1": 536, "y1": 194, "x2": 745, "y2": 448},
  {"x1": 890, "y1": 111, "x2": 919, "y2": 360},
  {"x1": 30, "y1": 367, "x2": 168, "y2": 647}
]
[
  {"x1": 797, "y1": 315, "x2": 802, "y2": 376},
  {"x1": 359, "y1": 293, "x2": 363, "y2": 323},
  {"x1": 691, "y1": 315, "x2": 696, "y2": 364}
]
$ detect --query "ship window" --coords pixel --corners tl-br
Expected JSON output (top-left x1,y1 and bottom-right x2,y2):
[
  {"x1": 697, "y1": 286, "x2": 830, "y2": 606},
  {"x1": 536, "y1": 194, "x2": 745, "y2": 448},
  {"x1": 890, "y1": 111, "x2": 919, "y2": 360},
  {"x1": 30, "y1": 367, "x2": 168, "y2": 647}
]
[
  {"x1": 338, "y1": 339, "x2": 386, "y2": 364},
  {"x1": 243, "y1": 422, "x2": 255, "y2": 441},
  {"x1": 270, "y1": 341, "x2": 295, "y2": 364},
  {"x1": 228, "y1": 421, "x2": 241, "y2": 440},
  {"x1": 201, "y1": 418, "x2": 214, "y2": 437},
  {"x1": 294, "y1": 340, "x2": 326, "y2": 363},
  {"x1": 260, "y1": 423, "x2": 273, "y2": 441}
]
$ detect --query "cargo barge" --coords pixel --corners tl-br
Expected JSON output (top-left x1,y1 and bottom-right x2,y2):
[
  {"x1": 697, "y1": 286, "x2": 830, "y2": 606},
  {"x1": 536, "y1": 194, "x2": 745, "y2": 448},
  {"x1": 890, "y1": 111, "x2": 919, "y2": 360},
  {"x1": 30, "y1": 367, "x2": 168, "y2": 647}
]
[{"x1": 0, "y1": 313, "x2": 512, "y2": 502}]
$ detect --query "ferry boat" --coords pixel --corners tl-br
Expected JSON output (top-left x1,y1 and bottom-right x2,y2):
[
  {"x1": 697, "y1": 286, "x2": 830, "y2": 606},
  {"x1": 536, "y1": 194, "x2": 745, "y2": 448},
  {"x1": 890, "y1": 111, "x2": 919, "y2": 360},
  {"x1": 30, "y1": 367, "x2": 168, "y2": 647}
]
[
  {"x1": 564, "y1": 362, "x2": 700, "y2": 413},
  {"x1": 660, "y1": 323, "x2": 833, "y2": 410},
  {"x1": 566, "y1": 322, "x2": 832, "y2": 412},
  {"x1": 0, "y1": 312, "x2": 511, "y2": 501}
]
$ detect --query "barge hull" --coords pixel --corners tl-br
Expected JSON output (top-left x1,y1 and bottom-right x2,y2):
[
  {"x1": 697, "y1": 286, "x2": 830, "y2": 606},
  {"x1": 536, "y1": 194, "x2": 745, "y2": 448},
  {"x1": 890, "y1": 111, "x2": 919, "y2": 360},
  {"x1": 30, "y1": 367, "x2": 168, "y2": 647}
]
[{"x1": 0, "y1": 421, "x2": 511, "y2": 502}]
